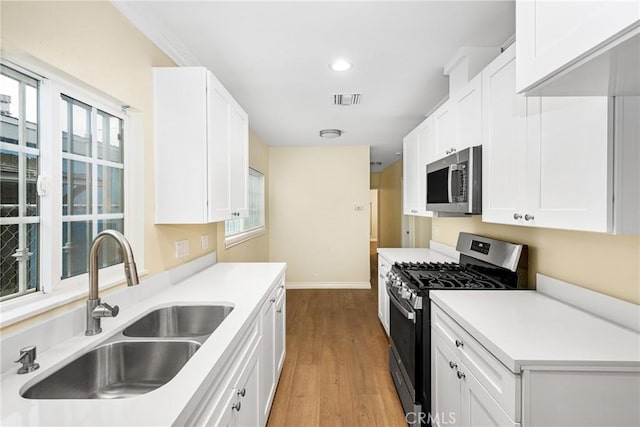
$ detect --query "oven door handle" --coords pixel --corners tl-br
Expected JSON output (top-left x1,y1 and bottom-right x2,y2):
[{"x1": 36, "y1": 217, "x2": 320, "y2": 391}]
[
  {"x1": 447, "y1": 164, "x2": 455, "y2": 203},
  {"x1": 386, "y1": 287, "x2": 416, "y2": 323}
]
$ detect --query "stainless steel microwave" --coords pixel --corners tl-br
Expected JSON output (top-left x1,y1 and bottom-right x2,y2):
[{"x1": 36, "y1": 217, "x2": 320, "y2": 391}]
[{"x1": 426, "y1": 145, "x2": 482, "y2": 214}]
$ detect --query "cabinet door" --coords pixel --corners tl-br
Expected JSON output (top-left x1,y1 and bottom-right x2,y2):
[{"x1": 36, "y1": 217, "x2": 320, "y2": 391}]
[
  {"x1": 153, "y1": 67, "x2": 209, "y2": 224},
  {"x1": 481, "y1": 45, "x2": 528, "y2": 226},
  {"x1": 459, "y1": 362, "x2": 519, "y2": 427},
  {"x1": 433, "y1": 100, "x2": 457, "y2": 160},
  {"x1": 526, "y1": 96, "x2": 611, "y2": 232},
  {"x1": 516, "y1": 0, "x2": 640, "y2": 94},
  {"x1": 454, "y1": 74, "x2": 482, "y2": 151},
  {"x1": 432, "y1": 333, "x2": 462, "y2": 427},
  {"x1": 416, "y1": 118, "x2": 435, "y2": 217},
  {"x1": 259, "y1": 293, "x2": 276, "y2": 425},
  {"x1": 274, "y1": 288, "x2": 286, "y2": 376},
  {"x1": 234, "y1": 349, "x2": 260, "y2": 427},
  {"x1": 377, "y1": 257, "x2": 390, "y2": 336},
  {"x1": 230, "y1": 104, "x2": 249, "y2": 218},
  {"x1": 403, "y1": 130, "x2": 420, "y2": 215},
  {"x1": 207, "y1": 74, "x2": 233, "y2": 222}
]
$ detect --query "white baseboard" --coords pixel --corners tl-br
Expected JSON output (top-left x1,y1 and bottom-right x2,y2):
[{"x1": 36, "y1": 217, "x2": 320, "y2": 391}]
[
  {"x1": 537, "y1": 273, "x2": 640, "y2": 332},
  {"x1": 286, "y1": 282, "x2": 371, "y2": 290}
]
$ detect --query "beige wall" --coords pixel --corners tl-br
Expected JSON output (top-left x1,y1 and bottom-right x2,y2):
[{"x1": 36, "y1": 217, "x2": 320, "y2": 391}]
[
  {"x1": 269, "y1": 146, "x2": 370, "y2": 284},
  {"x1": 433, "y1": 216, "x2": 640, "y2": 304},
  {"x1": 378, "y1": 160, "x2": 403, "y2": 248},
  {"x1": 216, "y1": 131, "x2": 270, "y2": 262},
  {"x1": 414, "y1": 217, "x2": 432, "y2": 248},
  {"x1": 1, "y1": 0, "x2": 219, "y2": 276}
]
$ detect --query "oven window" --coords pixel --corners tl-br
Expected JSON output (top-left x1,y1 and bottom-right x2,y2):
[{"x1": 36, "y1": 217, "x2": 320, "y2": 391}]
[
  {"x1": 389, "y1": 296, "x2": 417, "y2": 385},
  {"x1": 427, "y1": 167, "x2": 449, "y2": 203}
]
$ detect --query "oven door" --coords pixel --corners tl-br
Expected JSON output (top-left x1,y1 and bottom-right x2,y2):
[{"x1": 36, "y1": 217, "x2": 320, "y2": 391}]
[{"x1": 387, "y1": 285, "x2": 418, "y2": 400}]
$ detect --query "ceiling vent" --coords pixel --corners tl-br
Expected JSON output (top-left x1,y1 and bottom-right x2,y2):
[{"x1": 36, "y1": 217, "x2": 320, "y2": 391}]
[{"x1": 333, "y1": 93, "x2": 362, "y2": 106}]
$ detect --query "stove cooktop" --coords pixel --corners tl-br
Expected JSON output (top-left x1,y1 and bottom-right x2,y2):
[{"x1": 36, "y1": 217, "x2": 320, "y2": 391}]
[{"x1": 393, "y1": 262, "x2": 510, "y2": 290}]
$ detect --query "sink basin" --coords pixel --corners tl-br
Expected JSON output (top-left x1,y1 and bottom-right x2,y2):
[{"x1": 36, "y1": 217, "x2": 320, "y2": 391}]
[
  {"x1": 123, "y1": 305, "x2": 234, "y2": 338},
  {"x1": 21, "y1": 341, "x2": 200, "y2": 399}
]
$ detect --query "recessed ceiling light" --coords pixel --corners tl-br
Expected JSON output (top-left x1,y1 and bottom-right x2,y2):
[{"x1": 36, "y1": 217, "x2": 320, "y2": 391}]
[
  {"x1": 329, "y1": 60, "x2": 352, "y2": 72},
  {"x1": 319, "y1": 129, "x2": 343, "y2": 138}
]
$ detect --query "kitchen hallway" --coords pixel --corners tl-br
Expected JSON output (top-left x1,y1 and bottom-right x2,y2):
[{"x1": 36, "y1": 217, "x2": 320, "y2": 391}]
[{"x1": 266, "y1": 244, "x2": 405, "y2": 426}]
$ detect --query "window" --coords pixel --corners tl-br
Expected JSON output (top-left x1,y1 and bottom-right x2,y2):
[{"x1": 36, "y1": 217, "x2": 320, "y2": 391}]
[
  {"x1": 225, "y1": 168, "x2": 265, "y2": 247},
  {"x1": 0, "y1": 66, "x2": 40, "y2": 301},
  {"x1": 0, "y1": 60, "x2": 138, "y2": 308},
  {"x1": 60, "y1": 95, "x2": 125, "y2": 279}
]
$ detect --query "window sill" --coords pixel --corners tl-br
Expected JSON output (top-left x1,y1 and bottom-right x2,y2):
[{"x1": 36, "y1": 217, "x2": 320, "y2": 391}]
[
  {"x1": 0, "y1": 269, "x2": 149, "y2": 329},
  {"x1": 225, "y1": 227, "x2": 266, "y2": 249}
]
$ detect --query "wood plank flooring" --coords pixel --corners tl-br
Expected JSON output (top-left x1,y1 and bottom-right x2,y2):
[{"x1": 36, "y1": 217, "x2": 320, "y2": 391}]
[{"x1": 267, "y1": 244, "x2": 406, "y2": 426}]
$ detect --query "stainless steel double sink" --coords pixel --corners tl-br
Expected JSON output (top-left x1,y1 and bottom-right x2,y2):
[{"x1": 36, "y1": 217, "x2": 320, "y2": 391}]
[{"x1": 21, "y1": 305, "x2": 234, "y2": 399}]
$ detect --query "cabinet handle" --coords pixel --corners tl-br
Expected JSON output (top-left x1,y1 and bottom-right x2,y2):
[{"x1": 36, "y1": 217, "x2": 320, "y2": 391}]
[
  {"x1": 232, "y1": 401, "x2": 242, "y2": 411},
  {"x1": 455, "y1": 339, "x2": 463, "y2": 348},
  {"x1": 451, "y1": 148, "x2": 456, "y2": 153},
  {"x1": 513, "y1": 213, "x2": 522, "y2": 220},
  {"x1": 457, "y1": 371, "x2": 466, "y2": 380},
  {"x1": 276, "y1": 309, "x2": 282, "y2": 314},
  {"x1": 270, "y1": 297, "x2": 276, "y2": 303},
  {"x1": 237, "y1": 388, "x2": 246, "y2": 397},
  {"x1": 279, "y1": 284, "x2": 284, "y2": 289},
  {"x1": 449, "y1": 361, "x2": 457, "y2": 370},
  {"x1": 524, "y1": 214, "x2": 535, "y2": 221},
  {"x1": 445, "y1": 149, "x2": 451, "y2": 154}
]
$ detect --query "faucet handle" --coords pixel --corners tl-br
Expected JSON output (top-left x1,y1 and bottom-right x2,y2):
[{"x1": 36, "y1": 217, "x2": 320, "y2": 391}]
[
  {"x1": 15, "y1": 346, "x2": 40, "y2": 374},
  {"x1": 93, "y1": 301, "x2": 119, "y2": 318}
]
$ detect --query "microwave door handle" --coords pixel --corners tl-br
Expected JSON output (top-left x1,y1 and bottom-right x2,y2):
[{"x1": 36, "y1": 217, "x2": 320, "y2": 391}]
[{"x1": 386, "y1": 286, "x2": 416, "y2": 323}]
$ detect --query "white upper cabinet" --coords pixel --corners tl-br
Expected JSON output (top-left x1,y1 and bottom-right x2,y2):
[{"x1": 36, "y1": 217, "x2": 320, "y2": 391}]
[
  {"x1": 403, "y1": 129, "x2": 420, "y2": 215},
  {"x1": 483, "y1": 44, "x2": 640, "y2": 234},
  {"x1": 481, "y1": 47, "x2": 528, "y2": 226},
  {"x1": 154, "y1": 67, "x2": 248, "y2": 224},
  {"x1": 432, "y1": 100, "x2": 457, "y2": 161},
  {"x1": 452, "y1": 74, "x2": 482, "y2": 152},
  {"x1": 403, "y1": 118, "x2": 434, "y2": 217},
  {"x1": 516, "y1": 0, "x2": 640, "y2": 95}
]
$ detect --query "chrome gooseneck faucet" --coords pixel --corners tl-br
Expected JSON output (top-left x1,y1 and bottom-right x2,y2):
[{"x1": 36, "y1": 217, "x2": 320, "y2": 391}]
[{"x1": 85, "y1": 230, "x2": 139, "y2": 336}]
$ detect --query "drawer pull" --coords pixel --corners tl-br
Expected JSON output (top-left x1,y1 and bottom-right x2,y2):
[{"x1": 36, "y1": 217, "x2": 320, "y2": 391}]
[
  {"x1": 276, "y1": 309, "x2": 282, "y2": 314},
  {"x1": 449, "y1": 361, "x2": 457, "y2": 370},
  {"x1": 457, "y1": 371, "x2": 466, "y2": 380},
  {"x1": 232, "y1": 401, "x2": 242, "y2": 411},
  {"x1": 270, "y1": 298, "x2": 276, "y2": 303},
  {"x1": 455, "y1": 339, "x2": 464, "y2": 348},
  {"x1": 237, "y1": 388, "x2": 246, "y2": 397}
]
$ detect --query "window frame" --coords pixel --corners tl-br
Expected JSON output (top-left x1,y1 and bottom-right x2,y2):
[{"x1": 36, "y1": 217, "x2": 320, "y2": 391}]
[
  {"x1": 224, "y1": 167, "x2": 265, "y2": 248},
  {"x1": 0, "y1": 56, "x2": 145, "y2": 323}
]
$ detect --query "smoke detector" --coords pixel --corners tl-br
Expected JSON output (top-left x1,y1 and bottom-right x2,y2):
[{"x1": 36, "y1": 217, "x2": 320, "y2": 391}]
[{"x1": 333, "y1": 93, "x2": 362, "y2": 106}]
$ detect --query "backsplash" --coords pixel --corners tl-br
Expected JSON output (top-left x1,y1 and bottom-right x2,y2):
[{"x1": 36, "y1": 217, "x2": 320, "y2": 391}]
[{"x1": 432, "y1": 216, "x2": 640, "y2": 305}]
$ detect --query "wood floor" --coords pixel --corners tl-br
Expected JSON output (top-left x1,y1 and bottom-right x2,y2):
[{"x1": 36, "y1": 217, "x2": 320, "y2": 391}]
[{"x1": 267, "y1": 242, "x2": 406, "y2": 426}]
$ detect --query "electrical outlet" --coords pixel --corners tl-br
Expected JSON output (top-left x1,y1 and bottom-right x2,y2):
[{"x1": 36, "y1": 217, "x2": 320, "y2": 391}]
[
  {"x1": 175, "y1": 239, "x2": 189, "y2": 258},
  {"x1": 201, "y1": 235, "x2": 209, "y2": 251}
]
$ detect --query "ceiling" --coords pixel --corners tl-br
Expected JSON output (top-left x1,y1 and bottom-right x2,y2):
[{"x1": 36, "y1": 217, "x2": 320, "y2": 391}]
[{"x1": 115, "y1": 1, "x2": 515, "y2": 172}]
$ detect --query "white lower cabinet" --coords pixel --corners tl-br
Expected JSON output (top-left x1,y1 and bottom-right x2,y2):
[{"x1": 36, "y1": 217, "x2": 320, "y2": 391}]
[
  {"x1": 185, "y1": 278, "x2": 286, "y2": 427},
  {"x1": 432, "y1": 312, "x2": 519, "y2": 427},
  {"x1": 432, "y1": 302, "x2": 640, "y2": 427},
  {"x1": 259, "y1": 277, "x2": 286, "y2": 426},
  {"x1": 211, "y1": 337, "x2": 261, "y2": 427},
  {"x1": 377, "y1": 254, "x2": 391, "y2": 336}
]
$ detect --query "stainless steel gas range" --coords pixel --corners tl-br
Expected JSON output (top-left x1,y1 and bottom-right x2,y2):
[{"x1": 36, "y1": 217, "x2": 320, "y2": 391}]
[{"x1": 386, "y1": 233, "x2": 528, "y2": 426}]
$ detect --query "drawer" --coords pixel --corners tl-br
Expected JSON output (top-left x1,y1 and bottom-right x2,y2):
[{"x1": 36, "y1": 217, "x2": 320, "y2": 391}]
[{"x1": 431, "y1": 303, "x2": 521, "y2": 421}]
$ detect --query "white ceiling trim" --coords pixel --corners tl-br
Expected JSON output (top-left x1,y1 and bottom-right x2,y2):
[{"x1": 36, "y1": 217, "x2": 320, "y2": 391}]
[{"x1": 112, "y1": 1, "x2": 201, "y2": 67}]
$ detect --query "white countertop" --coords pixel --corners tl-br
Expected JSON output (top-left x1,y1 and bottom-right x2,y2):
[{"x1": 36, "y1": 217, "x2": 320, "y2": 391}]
[
  {"x1": 430, "y1": 290, "x2": 640, "y2": 372},
  {"x1": 0, "y1": 262, "x2": 286, "y2": 426},
  {"x1": 377, "y1": 247, "x2": 456, "y2": 264}
]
